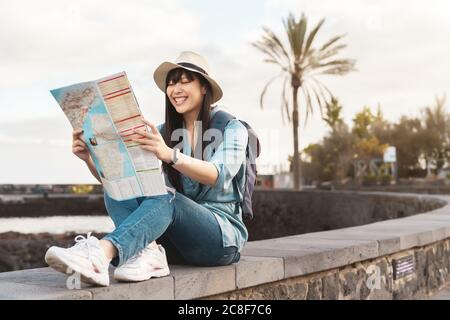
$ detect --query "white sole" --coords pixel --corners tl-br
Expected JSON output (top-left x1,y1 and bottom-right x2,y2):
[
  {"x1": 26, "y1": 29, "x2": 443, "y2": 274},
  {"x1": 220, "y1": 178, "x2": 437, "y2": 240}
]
[
  {"x1": 114, "y1": 266, "x2": 170, "y2": 282},
  {"x1": 45, "y1": 247, "x2": 110, "y2": 287}
]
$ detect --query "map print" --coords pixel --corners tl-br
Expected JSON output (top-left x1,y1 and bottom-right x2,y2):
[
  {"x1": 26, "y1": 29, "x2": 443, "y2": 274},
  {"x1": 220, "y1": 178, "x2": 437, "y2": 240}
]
[{"x1": 50, "y1": 72, "x2": 167, "y2": 201}]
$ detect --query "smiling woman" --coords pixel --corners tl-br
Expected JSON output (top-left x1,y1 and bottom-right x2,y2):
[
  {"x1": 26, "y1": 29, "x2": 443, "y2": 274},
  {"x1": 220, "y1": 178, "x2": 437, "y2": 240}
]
[
  {"x1": 44, "y1": 51, "x2": 250, "y2": 287},
  {"x1": 160, "y1": 65, "x2": 219, "y2": 189}
]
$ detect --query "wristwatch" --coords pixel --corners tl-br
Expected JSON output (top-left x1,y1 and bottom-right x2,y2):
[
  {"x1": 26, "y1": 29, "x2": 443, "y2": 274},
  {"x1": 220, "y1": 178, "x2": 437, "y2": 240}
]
[{"x1": 168, "y1": 148, "x2": 180, "y2": 166}]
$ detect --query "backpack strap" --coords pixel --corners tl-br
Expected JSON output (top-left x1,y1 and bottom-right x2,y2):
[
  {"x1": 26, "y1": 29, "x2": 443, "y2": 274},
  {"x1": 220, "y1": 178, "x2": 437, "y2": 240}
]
[
  {"x1": 208, "y1": 109, "x2": 246, "y2": 214},
  {"x1": 161, "y1": 109, "x2": 246, "y2": 214},
  {"x1": 209, "y1": 109, "x2": 236, "y2": 136}
]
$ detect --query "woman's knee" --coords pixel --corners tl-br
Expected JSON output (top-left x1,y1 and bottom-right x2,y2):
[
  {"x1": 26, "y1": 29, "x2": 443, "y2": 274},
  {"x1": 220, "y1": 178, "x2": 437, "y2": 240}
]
[{"x1": 103, "y1": 191, "x2": 138, "y2": 212}]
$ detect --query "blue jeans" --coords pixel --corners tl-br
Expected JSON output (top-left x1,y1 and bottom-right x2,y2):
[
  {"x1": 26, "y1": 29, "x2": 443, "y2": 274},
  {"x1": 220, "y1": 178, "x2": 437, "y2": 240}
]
[{"x1": 102, "y1": 190, "x2": 240, "y2": 267}]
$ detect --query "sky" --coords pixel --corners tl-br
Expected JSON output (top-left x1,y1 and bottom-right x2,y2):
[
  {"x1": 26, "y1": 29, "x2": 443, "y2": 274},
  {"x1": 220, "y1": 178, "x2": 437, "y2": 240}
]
[{"x1": 0, "y1": 0, "x2": 449, "y2": 183}]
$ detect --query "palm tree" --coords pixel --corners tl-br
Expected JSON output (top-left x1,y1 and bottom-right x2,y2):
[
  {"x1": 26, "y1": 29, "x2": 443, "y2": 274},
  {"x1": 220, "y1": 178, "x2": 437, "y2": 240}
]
[{"x1": 252, "y1": 12, "x2": 356, "y2": 189}]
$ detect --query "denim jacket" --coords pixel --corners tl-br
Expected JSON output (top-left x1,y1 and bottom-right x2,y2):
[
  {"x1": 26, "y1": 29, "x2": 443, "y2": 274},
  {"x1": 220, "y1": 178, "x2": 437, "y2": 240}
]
[{"x1": 157, "y1": 106, "x2": 248, "y2": 251}]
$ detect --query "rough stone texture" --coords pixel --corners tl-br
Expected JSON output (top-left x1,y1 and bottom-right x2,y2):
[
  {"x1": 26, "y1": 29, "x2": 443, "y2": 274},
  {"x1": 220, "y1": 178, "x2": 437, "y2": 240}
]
[
  {"x1": 203, "y1": 277, "x2": 309, "y2": 300},
  {"x1": 170, "y1": 264, "x2": 236, "y2": 300},
  {"x1": 0, "y1": 267, "x2": 94, "y2": 299},
  {"x1": 0, "y1": 266, "x2": 174, "y2": 300},
  {"x1": 431, "y1": 285, "x2": 450, "y2": 299},
  {"x1": 334, "y1": 184, "x2": 450, "y2": 195},
  {"x1": 236, "y1": 256, "x2": 284, "y2": 289},
  {"x1": 0, "y1": 281, "x2": 93, "y2": 300},
  {"x1": 299, "y1": 227, "x2": 401, "y2": 256},
  {"x1": 1, "y1": 190, "x2": 445, "y2": 239},
  {"x1": 306, "y1": 277, "x2": 322, "y2": 300},
  {"x1": 205, "y1": 238, "x2": 450, "y2": 300},
  {"x1": 0, "y1": 190, "x2": 446, "y2": 274},
  {"x1": 88, "y1": 277, "x2": 174, "y2": 300},
  {"x1": 241, "y1": 236, "x2": 379, "y2": 278},
  {"x1": 362, "y1": 219, "x2": 450, "y2": 245},
  {"x1": 0, "y1": 267, "x2": 78, "y2": 288},
  {"x1": 322, "y1": 273, "x2": 339, "y2": 300},
  {"x1": 0, "y1": 195, "x2": 106, "y2": 217},
  {"x1": 0, "y1": 192, "x2": 449, "y2": 300},
  {"x1": 1, "y1": 237, "x2": 450, "y2": 300},
  {"x1": 245, "y1": 190, "x2": 445, "y2": 241},
  {"x1": 340, "y1": 269, "x2": 358, "y2": 298}
]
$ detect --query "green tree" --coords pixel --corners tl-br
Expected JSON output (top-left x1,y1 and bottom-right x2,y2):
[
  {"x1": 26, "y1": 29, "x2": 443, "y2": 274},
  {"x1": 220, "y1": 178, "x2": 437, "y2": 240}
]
[
  {"x1": 303, "y1": 121, "x2": 356, "y2": 182},
  {"x1": 388, "y1": 116, "x2": 423, "y2": 177},
  {"x1": 323, "y1": 96, "x2": 344, "y2": 131},
  {"x1": 252, "y1": 12, "x2": 356, "y2": 189},
  {"x1": 352, "y1": 106, "x2": 374, "y2": 139},
  {"x1": 370, "y1": 105, "x2": 392, "y2": 143},
  {"x1": 420, "y1": 95, "x2": 450, "y2": 172}
]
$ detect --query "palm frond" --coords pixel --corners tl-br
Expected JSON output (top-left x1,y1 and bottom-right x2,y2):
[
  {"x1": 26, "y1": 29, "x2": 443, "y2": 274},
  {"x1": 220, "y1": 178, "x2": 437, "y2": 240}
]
[
  {"x1": 316, "y1": 60, "x2": 357, "y2": 75},
  {"x1": 259, "y1": 36, "x2": 288, "y2": 64},
  {"x1": 307, "y1": 76, "x2": 334, "y2": 104},
  {"x1": 303, "y1": 45, "x2": 348, "y2": 71},
  {"x1": 315, "y1": 58, "x2": 354, "y2": 69},
  {"x1": 283, "y1": 13, "x2": 296, "y2": 57},
  {"x1": 281, "y1": 76, "x2": 291, "y2": 124},
  {"x1": 262, "y1": 26, "x2": 291, "y2": 64},
  {"x1": 283, "y1": 13, "x2": 307, "y2": 63},
  {"x1": 318, "y1": 44, "x2": 348, "y2": 60},
  {"x1": 318, "y1": 34, "x2": 347, "y2": 52},
  {"x1": 262, "y1": 58, "x2": 290, "y2": 72},
  {"x1": 301, "y1": 84, "x2": 314, "y2": 126},
  {"x1": 301, "y1": 18, "x2": 325, "y2": 63},
  {"x1": 296, "y1": 17, "x2": 307, "y2": 61},
  {"x1": 259, "y1": 73, "x2": 283, "y2": 109},
  {"x1": 252, "y1": 11, "x2": 356, "y2": 150},
  {"x1": 304, "y1": 80, "x2": 325, "y2": 119},
  {"x1": 252, "y1": 41, "x2": 289, "y2": 71}
]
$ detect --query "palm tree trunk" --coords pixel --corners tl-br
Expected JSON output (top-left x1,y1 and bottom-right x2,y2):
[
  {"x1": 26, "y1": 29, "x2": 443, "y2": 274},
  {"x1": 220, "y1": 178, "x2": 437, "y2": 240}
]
[{"x1": 292, "y1": 85, "x2": 301, "y2": 190}]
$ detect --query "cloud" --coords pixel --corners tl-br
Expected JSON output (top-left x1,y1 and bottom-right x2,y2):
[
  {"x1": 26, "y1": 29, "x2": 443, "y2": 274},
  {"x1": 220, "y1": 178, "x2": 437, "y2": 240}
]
[
  {"x1": 1, "y1": 0, "x2": 449, "y2": 182},
  {"x1": 0, "y1": 0, "x2": 202, "y2": 89}
]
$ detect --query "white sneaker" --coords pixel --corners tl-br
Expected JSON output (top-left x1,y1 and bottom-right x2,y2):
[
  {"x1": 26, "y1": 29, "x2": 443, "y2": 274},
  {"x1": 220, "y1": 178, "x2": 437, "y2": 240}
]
[
  {"x1": 45, "y1": 232, "x2": 111, "y2": 287},
  {"x1": 114, "y1": 242, "x2": 170, "y2": 282}
]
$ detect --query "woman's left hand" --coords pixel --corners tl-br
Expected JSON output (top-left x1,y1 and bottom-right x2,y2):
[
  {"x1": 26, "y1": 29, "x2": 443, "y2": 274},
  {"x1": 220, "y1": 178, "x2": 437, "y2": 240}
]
[{"x1": 127, "y1": 118, "x2": 173, "y2": 163}]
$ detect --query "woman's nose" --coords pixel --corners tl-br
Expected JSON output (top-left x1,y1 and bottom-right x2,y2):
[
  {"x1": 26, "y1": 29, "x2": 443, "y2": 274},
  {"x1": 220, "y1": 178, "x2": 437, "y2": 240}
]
[{"x1": 173, "y1": 82, "x2": 183, "y2": 92}]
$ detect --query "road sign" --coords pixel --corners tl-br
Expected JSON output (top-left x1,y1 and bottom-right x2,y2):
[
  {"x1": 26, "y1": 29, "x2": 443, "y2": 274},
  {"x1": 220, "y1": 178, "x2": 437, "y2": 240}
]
[{"x1": 383, "y1": 146, "x2": 396, "y2": 163}]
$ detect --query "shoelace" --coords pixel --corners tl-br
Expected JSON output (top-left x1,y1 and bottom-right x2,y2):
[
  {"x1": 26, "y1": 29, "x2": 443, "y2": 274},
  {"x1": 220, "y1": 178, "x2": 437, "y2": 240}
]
[{"x1": 73, "y1": 232, "x2": 95, "y2": 263}]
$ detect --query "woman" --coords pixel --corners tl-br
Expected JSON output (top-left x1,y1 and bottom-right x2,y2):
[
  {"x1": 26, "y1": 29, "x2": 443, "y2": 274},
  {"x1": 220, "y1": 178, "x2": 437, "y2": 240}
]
[{"x1": 45, "y1": 51, "x2": 249, "y2": 287}]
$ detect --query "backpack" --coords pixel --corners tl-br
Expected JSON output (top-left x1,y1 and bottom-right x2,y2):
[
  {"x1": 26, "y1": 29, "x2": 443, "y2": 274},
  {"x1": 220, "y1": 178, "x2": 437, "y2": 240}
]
[
  {"x1": 208, "y1": 109, "x2": 261, "y2": 220},
  {"x1": 160, "y1": 108, "x2": 261, "y2": 220}
]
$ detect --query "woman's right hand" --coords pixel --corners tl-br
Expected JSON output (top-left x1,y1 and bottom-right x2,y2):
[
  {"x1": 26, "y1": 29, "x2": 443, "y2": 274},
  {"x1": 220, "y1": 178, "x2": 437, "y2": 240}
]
[{"x1": 72, "y1": 129, "x2": 90, "y2": 162}]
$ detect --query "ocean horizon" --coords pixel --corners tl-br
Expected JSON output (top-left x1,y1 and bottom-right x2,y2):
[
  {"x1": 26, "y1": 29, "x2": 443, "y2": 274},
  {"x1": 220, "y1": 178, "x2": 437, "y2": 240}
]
[{"x1": 0, "y1": 216, "x2": 114, "y2": 234}]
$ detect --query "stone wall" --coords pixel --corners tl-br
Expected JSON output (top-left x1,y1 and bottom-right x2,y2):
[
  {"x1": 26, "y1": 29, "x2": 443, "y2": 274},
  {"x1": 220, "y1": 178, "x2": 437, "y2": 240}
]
[
  {"x1": 246, "y1": 190, "x2": 446, "y2": 241},
  {"x1": 205, "y1": 238, "x2": 450, "y2": 300},
  {"x1": 1, "y1": 192, "x2": 449, "y2": 300},
  {"x1": 0, "y1": 196, "x2": 106, "y2": 217},
  {"x1": 1, "y1": 191, "x2": 444, "y2": 236},
  {"x1": 0, "y1": 190, "x2": 446, "y2": 273}
]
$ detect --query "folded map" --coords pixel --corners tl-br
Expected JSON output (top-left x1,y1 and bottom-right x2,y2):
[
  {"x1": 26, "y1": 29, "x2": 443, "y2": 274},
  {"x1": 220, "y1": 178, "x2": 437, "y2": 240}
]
[{"x1": 51, "y1": 72, "x2": 167, "y2": 200}]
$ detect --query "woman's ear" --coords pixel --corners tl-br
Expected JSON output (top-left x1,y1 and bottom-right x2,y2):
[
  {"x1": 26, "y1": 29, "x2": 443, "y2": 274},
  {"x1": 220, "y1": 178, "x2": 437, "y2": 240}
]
[{"x1": 201, "y1": 85, "x2": 207, "y2": 95}]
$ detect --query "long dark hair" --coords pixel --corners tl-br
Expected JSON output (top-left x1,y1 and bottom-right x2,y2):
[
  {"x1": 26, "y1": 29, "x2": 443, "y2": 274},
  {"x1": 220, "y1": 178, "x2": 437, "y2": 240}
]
[{"x1": 162, "y1": 68, "x2": 213, "y2": 193}]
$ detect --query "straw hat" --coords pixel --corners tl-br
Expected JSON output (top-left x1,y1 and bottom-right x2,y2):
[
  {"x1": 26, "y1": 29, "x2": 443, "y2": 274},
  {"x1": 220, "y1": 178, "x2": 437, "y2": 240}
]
[{"x1": 153, "y1": 51, "x2": 223, "y2": 104}]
